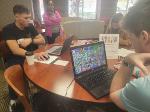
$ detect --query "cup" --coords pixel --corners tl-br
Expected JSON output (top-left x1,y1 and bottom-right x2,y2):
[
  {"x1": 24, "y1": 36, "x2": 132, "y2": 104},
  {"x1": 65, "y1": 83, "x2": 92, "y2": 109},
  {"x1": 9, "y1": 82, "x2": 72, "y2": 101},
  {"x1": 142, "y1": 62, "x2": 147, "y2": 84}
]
[{"x1": 25, "y1": 51, "x2": 34, "y2": 65}]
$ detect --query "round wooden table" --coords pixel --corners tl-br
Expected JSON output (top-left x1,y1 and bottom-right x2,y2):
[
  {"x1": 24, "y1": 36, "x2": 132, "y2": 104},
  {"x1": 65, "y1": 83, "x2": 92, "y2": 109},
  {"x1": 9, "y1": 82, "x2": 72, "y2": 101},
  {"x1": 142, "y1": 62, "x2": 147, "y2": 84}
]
[{"x1": 24, "y1": 46, "x2": 118, "y2": 104}]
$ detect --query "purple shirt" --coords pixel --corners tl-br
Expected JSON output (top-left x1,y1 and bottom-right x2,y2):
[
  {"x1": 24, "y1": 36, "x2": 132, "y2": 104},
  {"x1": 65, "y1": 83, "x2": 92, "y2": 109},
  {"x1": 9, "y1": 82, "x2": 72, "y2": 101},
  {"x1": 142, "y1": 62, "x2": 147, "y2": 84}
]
[{"x1": 43, "y1": 10, "x2": 62, "y2": 37}]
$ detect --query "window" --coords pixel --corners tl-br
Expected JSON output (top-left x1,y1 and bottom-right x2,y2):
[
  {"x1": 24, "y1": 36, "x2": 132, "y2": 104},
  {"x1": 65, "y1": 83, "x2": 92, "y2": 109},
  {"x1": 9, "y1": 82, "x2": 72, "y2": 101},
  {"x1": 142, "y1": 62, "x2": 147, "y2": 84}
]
[
  {"x1": 68, "y1": 0, "x2": 97, "y2": 19},
  {"x1": 39, "y1": 0, "x2": 44, "y2": 21},
  {"x1": 117, "y1": 0, "x2": 137, "y2": 14}
]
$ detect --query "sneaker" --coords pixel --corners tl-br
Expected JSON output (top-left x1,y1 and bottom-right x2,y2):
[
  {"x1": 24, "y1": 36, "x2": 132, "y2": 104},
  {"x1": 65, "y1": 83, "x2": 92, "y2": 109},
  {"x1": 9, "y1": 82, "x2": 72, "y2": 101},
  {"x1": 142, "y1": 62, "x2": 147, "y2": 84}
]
[{"x1": 9, "y1": 100, "x2": 24, "y2": 112}]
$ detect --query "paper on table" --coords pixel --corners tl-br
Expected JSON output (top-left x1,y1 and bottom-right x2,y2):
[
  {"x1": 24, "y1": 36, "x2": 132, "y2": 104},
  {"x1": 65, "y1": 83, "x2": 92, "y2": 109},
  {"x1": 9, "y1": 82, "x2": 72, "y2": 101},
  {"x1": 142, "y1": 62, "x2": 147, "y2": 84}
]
[
  {"x1": 106, "y1": 48, "x2": 135, "y2": 60},
  {"x1": 34, "y1": 55, "x2": 58, "y2": 64},
  {"x1": 106, "y1": 52, "x2": 118, "y2": 59},
  {"x1": 117, "y1": 48, "x2": 135, "y2": 57},
  {"x1": 54, "y1": 60, "x2": 69, "y2": 66}
]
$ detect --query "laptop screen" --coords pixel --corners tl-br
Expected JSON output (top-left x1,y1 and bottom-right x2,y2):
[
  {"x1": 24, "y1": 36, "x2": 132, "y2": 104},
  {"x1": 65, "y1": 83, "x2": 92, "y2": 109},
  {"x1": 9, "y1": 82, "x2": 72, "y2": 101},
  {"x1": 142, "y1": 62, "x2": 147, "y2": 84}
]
[{"x1": 71, "y1": 42, "x2": 107, "y2": 76}]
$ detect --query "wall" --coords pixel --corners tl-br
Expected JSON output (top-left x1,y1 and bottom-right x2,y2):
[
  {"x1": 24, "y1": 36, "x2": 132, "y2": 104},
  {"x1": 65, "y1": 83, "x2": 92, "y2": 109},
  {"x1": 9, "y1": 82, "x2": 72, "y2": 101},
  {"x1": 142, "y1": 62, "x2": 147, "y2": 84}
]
[{"x1": 0, "y1": 0, "x2": 32, "y2": 29}]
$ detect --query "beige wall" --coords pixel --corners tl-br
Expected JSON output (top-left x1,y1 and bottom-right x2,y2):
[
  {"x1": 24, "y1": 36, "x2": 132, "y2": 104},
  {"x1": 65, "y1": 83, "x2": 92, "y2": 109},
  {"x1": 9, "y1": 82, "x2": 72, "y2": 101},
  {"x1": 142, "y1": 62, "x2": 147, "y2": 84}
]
[{"x1": 0, "y1": 0, "x2": 32, "y2": 29}]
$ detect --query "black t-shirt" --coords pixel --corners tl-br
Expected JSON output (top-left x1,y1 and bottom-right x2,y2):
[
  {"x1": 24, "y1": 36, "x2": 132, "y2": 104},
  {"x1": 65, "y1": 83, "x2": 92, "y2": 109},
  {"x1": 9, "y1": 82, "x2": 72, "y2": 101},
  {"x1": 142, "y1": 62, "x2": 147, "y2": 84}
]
[{"x1": 2, "y1": 22, "x2": 39, "y2": 67}]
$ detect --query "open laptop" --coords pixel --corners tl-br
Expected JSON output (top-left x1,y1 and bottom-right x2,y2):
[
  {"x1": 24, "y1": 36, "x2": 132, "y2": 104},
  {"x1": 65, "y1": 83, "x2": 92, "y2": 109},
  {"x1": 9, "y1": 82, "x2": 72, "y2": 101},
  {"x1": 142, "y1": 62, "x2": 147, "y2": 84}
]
[
  {"x1": 70, "y1": 42, "x2": 116, "y2": 99},
  {"x1": 48, "y1": 36, "x2": 73, "y2": 56}
]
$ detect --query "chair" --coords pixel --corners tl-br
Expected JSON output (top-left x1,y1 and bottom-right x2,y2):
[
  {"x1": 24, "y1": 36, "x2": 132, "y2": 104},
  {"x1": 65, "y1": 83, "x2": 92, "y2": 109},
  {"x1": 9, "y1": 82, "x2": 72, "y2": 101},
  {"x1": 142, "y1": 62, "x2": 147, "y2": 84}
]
[
  {"x1": 63, "y1": 20, "x2": 104, "y2": 39},
  {"x1": 0, "y1": 30, "x2": 11, "y2": 69},
  {"x1": 4, "y1": 65, "x2": 32, "y2": 112},
  {"x1": 61, "y1": 17, "x2": 82, "y2": 24}
]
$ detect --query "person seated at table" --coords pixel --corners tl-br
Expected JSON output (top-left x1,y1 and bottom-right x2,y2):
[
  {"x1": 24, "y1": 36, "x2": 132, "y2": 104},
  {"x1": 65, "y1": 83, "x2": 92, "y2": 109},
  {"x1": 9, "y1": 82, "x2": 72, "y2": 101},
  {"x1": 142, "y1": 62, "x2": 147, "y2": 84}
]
[
  {"x1": 43, "y1": 0, "x2": 62, "y2": 44},
  {"x1": 110, "y1": 0, "x2": 150, "y2": 111},
  {"x1": 105, "y1": 13, "x2": 131, "y2": 46},
  {"x1": 2, "y1": 4, "x2": 48, "y2": 111}
]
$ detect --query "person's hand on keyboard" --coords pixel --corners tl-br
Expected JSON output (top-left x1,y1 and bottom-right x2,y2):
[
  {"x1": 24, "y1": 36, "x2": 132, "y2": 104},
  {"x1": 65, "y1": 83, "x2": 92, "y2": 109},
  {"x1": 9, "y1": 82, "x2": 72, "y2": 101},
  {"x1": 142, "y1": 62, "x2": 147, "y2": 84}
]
[{"x1": 34, "y1": 52, "x2": 50, "y2": 61}]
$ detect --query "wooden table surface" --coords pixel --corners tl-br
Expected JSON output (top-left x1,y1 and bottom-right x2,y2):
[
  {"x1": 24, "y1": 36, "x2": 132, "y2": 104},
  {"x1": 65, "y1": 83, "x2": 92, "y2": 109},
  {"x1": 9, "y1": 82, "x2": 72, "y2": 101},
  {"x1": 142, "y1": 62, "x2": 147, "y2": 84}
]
[{"x1": 24, "y1": 38, "x2": 118, "y2": 103}]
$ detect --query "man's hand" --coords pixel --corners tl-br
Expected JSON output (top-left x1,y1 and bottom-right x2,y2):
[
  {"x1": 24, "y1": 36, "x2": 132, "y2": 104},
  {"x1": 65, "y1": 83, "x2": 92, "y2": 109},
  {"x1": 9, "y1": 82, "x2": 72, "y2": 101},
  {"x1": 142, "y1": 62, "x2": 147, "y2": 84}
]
[
  {"x1": 125, "y1": 53, "x2": 150, "y2": 75},
  {"x1": 19, "y1": 38, "x2": 32, "y2": 48},
  {"x1": 34, "y1": 52, "x2": 49, "y2": 61}
]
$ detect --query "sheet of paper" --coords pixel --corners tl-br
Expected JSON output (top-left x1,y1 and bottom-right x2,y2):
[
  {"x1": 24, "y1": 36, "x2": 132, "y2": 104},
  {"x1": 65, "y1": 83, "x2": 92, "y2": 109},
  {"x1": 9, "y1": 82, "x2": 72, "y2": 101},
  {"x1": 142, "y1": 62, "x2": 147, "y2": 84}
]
[
  {"x1": 106, "y1": 52, "x2": 118, "y2": 59},
  {"x1": 34, "y1": 55, "x2": 58, "y2": 64},
  {"x1": 54, "y1": 60, "x2": 69, "y2": 66},
  {"x1": 99, "y1": 34, "x2": 119, "y2": 59},
  {"x1": 117, "y1": 48, "x2": 135, "y2": 57}
]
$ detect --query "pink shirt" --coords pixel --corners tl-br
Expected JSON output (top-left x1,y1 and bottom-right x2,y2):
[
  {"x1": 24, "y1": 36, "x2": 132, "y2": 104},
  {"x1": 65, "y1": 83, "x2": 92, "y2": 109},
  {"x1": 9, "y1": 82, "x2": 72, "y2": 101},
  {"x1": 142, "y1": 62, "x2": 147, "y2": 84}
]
[{"x1": 43, "y1": 10, "x2": 62, "y2": 37}]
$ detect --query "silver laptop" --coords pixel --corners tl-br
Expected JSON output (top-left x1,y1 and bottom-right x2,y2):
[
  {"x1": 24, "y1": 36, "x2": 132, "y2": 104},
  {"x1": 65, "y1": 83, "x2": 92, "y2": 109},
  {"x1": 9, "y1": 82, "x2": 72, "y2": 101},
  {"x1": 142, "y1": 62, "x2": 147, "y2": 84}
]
[{"x1": 47, "y1": 36, "x2": 73, "y2": 56}]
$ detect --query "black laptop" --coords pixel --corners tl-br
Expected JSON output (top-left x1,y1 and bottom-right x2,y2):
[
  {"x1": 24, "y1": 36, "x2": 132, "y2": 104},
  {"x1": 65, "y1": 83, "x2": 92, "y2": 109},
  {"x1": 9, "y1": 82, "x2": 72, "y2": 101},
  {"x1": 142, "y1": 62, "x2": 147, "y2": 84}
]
[
  {"x1": 47, "y1": 36, "x2": 73, "y2": 56},
  {"x1": 70, "y1": 42, "x2": 116, "y2": 99}
]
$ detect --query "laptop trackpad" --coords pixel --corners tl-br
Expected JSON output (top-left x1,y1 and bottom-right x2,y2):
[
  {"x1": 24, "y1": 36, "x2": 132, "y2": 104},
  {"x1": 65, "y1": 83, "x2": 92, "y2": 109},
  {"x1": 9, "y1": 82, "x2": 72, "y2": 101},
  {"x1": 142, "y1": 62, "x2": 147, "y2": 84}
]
[{"x1": 91, "y1": 86, "x2": 109, "y2": 99}]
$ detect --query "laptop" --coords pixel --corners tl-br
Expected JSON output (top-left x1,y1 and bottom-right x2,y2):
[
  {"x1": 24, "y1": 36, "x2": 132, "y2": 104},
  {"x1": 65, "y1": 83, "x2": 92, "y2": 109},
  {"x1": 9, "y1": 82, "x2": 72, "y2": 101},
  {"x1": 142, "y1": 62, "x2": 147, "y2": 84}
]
[
  {"x1": 70, "y1": 42, "x2": 116, "y2": 99},
  {"x1": 48, "y1": 36, "x2": 73, "y2": 56}
]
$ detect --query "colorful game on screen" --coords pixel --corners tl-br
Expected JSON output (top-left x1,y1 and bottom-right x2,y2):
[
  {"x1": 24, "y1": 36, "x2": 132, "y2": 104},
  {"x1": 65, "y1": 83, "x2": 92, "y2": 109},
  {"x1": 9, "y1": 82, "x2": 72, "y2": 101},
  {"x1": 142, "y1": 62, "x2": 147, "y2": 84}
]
[{"x1": 71, "y1": 43, "x2": 106, "y2": 75}]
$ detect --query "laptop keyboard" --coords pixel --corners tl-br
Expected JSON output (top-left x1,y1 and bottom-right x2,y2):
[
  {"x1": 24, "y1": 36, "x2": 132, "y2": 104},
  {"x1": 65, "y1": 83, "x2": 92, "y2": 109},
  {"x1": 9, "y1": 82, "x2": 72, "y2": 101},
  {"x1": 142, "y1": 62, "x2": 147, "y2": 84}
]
[
  {"x1": 78, "y1": 69, "x2": 116, "y2": 90},
  {"x1": 51, "y1": 47, "x2": 62, "y2": 54}
]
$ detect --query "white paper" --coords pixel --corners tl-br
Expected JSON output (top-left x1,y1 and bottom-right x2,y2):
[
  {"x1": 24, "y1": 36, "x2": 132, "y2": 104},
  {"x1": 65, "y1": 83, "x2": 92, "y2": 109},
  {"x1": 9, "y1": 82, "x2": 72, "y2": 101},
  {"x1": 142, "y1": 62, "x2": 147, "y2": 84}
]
[
  {"x1": 99, "y1": 34, "x2": 119, "y2": 59},
  {"x1": 54, "y1": 60, "x2": 69, "y2": 66},
  {"x1": 117, "y1": 48, "x2": 135, "y2": 57},
  {"x1": 34, "y1": 55, "x2": 58, "y2": 64}
]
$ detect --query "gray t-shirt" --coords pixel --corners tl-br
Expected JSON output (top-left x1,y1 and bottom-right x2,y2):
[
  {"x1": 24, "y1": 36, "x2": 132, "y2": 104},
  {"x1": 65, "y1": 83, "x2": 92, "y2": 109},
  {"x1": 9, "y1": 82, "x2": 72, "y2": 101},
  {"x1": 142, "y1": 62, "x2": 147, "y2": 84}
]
[{"x1": 120, "y1": 76, "x2": 150, "y2": 112}]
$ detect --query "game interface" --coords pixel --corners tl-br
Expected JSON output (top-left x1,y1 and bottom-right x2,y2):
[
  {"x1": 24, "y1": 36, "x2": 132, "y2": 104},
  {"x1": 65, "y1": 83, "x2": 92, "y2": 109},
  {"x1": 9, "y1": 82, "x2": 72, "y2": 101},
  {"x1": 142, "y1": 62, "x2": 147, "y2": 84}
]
[{"x1": 71, "y1": 43, "x2": 106, "y2": 75}]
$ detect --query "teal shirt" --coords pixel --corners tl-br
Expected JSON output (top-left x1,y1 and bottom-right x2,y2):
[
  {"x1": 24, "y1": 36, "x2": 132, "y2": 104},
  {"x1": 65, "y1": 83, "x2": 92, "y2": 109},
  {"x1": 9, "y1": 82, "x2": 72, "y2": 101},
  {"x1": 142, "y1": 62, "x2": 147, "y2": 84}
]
[{"x1": 120, "y1": 76, "x2": 150, "y2": 112}]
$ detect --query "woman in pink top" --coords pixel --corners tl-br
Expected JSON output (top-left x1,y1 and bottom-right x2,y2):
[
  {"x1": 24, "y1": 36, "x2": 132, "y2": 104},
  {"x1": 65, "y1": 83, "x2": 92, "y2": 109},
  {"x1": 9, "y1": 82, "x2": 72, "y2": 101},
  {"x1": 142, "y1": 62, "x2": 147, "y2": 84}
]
[{"x1": 43, "y1": 0, "x2": 62, "y2": 44}]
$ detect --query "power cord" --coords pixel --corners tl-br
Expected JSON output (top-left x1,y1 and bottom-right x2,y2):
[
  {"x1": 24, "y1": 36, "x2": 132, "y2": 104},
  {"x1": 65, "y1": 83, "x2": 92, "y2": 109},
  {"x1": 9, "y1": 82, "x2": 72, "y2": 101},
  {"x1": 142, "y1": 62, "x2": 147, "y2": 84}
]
[{"x1": 65, "y1": 79, "x2": 74, "y2": 96}]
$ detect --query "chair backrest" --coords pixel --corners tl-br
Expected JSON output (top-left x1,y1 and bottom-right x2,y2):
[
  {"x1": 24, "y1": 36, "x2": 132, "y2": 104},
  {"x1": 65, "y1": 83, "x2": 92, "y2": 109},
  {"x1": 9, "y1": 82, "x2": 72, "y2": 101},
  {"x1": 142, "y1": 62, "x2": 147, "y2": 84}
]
[
  {"x1": 4, "y1": 65, "x2": 32, "y2": 112},
  {"x1": 63, "y1": 20, "x2": 104, "y2": 39},
  {"x1": 61, "y1": 17, "x2": 82, "y2": 24},
  {"x1": 0, "y1": 30, "x2": 11, "y2": 62}
]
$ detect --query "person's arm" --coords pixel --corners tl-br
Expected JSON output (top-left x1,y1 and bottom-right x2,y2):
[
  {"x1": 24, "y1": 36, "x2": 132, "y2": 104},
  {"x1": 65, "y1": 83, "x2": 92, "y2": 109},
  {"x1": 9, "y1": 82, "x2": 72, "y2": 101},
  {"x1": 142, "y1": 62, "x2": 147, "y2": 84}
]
[
  {"x1": 7, "y1": 39, "x2": 48, "y2": 61},
  {"x1": 21, "y1": 24, "x2": 45, "y2": 46},
  {"x1": 110, "y1": 53, "x2": 150, "y2": 110},
  {"x1": 19, "y1": 34, "x2": 45, "y2": 48},
  {"x1": 32, "y1": 34, "x2": 45, "y2": 45},
  {"x1": 110, "y1": 64, "x2": 133, "y2": 110},
  {"x1": 6, "y1": 40, "x2": 27, "y2": 56}
]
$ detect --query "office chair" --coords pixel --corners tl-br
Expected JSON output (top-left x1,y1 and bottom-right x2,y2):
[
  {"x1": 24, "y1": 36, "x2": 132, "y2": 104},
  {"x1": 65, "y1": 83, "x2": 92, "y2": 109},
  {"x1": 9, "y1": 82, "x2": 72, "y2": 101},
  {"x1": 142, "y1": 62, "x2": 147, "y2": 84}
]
[{"x1": 4, "y1": 65, "x2": 32, "y2": 112}]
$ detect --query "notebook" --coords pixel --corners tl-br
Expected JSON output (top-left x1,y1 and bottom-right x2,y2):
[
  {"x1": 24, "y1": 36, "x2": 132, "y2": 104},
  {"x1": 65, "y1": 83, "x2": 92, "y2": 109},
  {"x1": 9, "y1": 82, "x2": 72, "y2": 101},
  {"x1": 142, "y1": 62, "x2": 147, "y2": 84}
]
[{"x1": 70, "y1": 42, "x2": 116, "y2": 99}]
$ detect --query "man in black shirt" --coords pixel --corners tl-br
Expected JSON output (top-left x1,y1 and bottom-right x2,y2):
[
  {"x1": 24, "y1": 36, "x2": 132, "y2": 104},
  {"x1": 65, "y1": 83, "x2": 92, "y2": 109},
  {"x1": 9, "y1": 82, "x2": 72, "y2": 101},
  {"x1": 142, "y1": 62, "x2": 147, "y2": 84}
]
[
  {"x1": 2, "y1": 5, "x2": 48, "y2": 67},
  {"x1": 2, "y1": 4, "x2": 48, "y2": 111}
]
